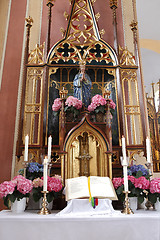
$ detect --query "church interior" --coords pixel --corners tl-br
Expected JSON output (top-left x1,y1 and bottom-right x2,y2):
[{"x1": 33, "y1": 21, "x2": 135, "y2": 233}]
[{"x1": 0, "y1": 0, "x2": 160, "y2": 239}]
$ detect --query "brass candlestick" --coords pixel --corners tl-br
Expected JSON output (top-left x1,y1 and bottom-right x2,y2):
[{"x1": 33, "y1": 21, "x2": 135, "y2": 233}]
[
  {"x1": 38, "y1": 191, "x2": 51, "y2": 215},
  {"x1": 121, "y1": 191, "x2": 134, "y2": 214}
]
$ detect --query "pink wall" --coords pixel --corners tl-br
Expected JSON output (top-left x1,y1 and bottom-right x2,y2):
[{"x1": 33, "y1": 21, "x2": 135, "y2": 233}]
[{"x1": 0, "y1": 0, "x2": 27, "y2": 210}]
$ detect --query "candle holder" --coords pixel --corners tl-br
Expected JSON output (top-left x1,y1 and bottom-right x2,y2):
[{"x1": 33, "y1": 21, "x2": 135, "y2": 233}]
[
  {"x1": 38, "y1": 191, "x2": 51, "y2": 215},
  {"x1": 121, "y1": 191, "x2": 134, "y2": 214}
]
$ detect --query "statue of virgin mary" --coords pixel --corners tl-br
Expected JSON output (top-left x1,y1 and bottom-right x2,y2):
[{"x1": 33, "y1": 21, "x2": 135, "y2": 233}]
[{"x1": 73, "y1": 62, "x2": 92, "y2": 108}]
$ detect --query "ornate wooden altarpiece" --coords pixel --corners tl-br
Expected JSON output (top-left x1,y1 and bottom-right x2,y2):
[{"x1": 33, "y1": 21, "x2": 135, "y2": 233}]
[
  {"x1": 146, "y1": 81, "x2": 160, "y2": 172},
  {"x1": 16, "y1": 0, "x2": 149, "y2": 181}
]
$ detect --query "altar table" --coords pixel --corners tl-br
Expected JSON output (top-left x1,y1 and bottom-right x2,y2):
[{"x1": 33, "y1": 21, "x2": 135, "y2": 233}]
[{"x1": 0, "y1": 210, "x2": 160, "y2": 240}]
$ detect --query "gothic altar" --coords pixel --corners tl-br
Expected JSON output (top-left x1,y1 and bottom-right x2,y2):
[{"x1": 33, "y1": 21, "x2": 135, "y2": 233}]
[{"x1": 15, "y1": 0, "x2": 150, "y2": 185}]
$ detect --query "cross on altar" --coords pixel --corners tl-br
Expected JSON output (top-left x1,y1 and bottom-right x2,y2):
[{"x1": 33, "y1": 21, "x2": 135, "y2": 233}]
[{"x1": 76, "y1": 150, "x2": 92, "y2": 177}]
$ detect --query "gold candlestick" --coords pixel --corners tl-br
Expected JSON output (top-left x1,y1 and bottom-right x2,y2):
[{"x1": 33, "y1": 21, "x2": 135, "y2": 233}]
[
  {"x1": 121, "y1": 191, "x2": 134, "y2": 214},
  {"x1": 38, "y1": 191, "x2": 51, "y2": 215}
]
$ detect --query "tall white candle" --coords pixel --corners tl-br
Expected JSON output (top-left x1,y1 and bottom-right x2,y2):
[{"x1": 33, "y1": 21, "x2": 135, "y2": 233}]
[
  {"x1": 146, "y1": 137, "x2": 151, "y2": 163},
  {"x1": 24, "y1": 135, "x2": 29, "y2": 162},
  {"x1": 48, "y1": 136, "x2": 52, "y2": 162},
  {"x1": 122, "y1": 136, "x2": 127, "y2": 165},
  {"x1": 123, "y1": 164, "x2": 128, "y2": 192},
  {"x1": 43, "y1": 157, "x2": 48, "y2": 191}
]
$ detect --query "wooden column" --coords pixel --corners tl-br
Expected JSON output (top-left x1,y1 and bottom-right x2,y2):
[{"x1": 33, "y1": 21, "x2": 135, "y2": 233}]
[{"x1": 16, "y1": 17, "x2": 33, "y2": 157}]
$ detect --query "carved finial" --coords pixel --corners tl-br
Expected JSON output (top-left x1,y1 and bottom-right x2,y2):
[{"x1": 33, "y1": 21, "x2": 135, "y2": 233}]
[
  {"x1": 46, "y1": 0, "x2": 55, "y2": 7},
  {"x1": 64, "y1": 11, "x2": 69, "y2": 21},
  {"x1": 103, "y1": 88, "x2": 111, "y2": 99},
  {"x1": 59, "y1": 87, "x2": 68, "y2": 99},
  {"x1": 100, "y1": 29, "x2": 105, "y2": 38},
  {"x1": 95, "y1": 13, "x2": 100, "y2": 21},
  {"x1": 91, "y1": 0, "x2": 96, "y2": 3},
  {"x1": 130, "y1": 20, "x2": 138, "y2": 31},
  {"x1": 60, "y1": 27, "x2": 66, "y2": 37},
  {"x1": 109, "y1": 0, "x2": 118, "y2": 9},
  {"x1": 25, "y1": 16, "x2": 33, "y2": 26}
]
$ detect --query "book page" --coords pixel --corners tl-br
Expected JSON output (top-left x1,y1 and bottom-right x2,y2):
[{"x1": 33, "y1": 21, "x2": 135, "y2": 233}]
[
  {"x1": 65, "y1": 176, "x2": 90, "y2": 201},
  {"x1": 90, "y1": 176, "x2": 117, "y2": 200}
]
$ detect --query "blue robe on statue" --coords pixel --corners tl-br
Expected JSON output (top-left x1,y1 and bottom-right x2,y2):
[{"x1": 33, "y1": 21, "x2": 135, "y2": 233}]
[{"x1": 73, "y1": 72, "x2": 92, "y2": 108}]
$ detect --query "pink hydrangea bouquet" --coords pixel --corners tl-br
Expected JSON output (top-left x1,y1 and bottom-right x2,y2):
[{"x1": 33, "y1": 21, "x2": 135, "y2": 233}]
[
  {"x1": 64, "y1": 96, "x2": 82, "y2": 120},
  {"x1": 148, "y1": 178, "x2": 160, "y2": 204},
  {"x1": 0, "y1": 175, "x2": 33, "y2": 208},
  {"x1": 52, "y1": 98, "x2": 62, "y2": 116},
  {"x1": 32, "y1": 175, "x2": 63, "y2": 203},
  {"x1": 88, "y1": 94, "x2": 116, "y2": 115},
  {"x1": 52, "y1": 96, "x2": 82, "y2": 120},
  {"x1": 112, "y1": 175, "x2": 149, "y2": 204}
]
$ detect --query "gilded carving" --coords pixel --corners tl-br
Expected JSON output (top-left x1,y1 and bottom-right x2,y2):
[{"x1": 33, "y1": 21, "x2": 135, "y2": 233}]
[
  {"x1": 28, "y1": 43, "x2": 45, "y2": 64},
  {"x1": 23, "y1": 67, "x2": 43, "y2": 145},
  {"x1": 95, "y1": 12, "x2": 100, "y2": 21},
  {"x1": 48, "y1": 0, "x2": 115, "y2": 65},
  {"x1": 119, "y1": 46, "x2": 136, "y2": 66},
  {"x1": 64, "y1": 11, "x2": 69, "y2": 21}
]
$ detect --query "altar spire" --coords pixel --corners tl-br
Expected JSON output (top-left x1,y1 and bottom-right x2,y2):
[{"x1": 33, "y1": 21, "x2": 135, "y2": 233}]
[{"x1": 65, "y1": 0, "x2": 100, "y2": 46}]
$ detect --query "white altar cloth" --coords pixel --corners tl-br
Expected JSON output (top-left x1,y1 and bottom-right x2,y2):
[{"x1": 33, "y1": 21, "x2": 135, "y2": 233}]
[
  {"x1": 57, "y1": 199, "x2": 116, "y2": 216},
  {"x1": 0, "y1": 210, "x2": 160, "y2": 240}
]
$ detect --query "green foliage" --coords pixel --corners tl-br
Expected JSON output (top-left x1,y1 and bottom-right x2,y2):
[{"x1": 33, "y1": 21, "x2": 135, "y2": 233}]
[
  {"x1": 94, "y1": 105, "x2": 106, "y2": 114},
  {"x1": 138, "y1": 195, "x2": 144, "y2": 204},
  {"x1": 148, "y1": 192, "x2": 159, "y2": 204},
  {"x1": 32, "y1": 187, "x2": 43, "y2": 202},
  {"x1": 3, "y1": 190, "x2": 29, "y2": 208},
  {"x1": 53, "y1": 110, "x2": 60, "y2": 117},
  {"x1": 135, "y1": 171, "x2": 143, "y2": 178},
  {"x1": 64, "y1": 106, "x2": 80, "y2": 119}
]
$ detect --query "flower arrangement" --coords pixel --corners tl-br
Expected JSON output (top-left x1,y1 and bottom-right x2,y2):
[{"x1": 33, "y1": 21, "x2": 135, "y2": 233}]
[
  {"x1": 32, "y1": 175, "x2": 63, "y2": 203},
  {"x1": 52, "y1": 98, "x2": 62, "y2": 116},
  {"x1": 112, "y1": 165, "x2": 150, "y2": 203},
  {"x1": 148, "y1": 178, "x2": 160, "y2": 204},
  {"x1": 19, "y1": 162, "x2": 43, "y2": 181},
  {"x1": 64, "y1": 96, "x2": 82, "y2": 119},
  {"x1": 128, "y1": 164, "x2": 149, "y2": 178},
  {"x1": 88, "y1": 94, "x2": 116, "y2": 114},
  {"x1": 52, "y1": 96, "x2": 82, "y2": 120},
  {"x1": 0, "y1": 175, "x2": 33, "y2": 208}
]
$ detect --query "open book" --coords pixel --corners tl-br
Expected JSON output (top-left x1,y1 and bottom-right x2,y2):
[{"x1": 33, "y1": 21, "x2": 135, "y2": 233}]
[{"x1": 65, "y1": 176, "x2": 117, "y2": 201}]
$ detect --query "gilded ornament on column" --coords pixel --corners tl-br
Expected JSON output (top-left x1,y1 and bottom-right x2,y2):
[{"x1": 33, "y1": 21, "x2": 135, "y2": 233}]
[
  {"x1": 119, "y1": 46, "x2": 136, "y2": 66},
  {"x1": 95, "y1": 13, "x2": 100, "y2": 21},
  {"x1": 60, "y1": 27, "x2": 66, "y2": 37},
  {"x1": 99, "y1": 29, "x2": 105, "y2": 38},
  {"x1": 28, "y1": 43, "x2": 45, "y2": 64},
  {"x1": 64, "y1": 11, "x2": 69, "y2": 21}
]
